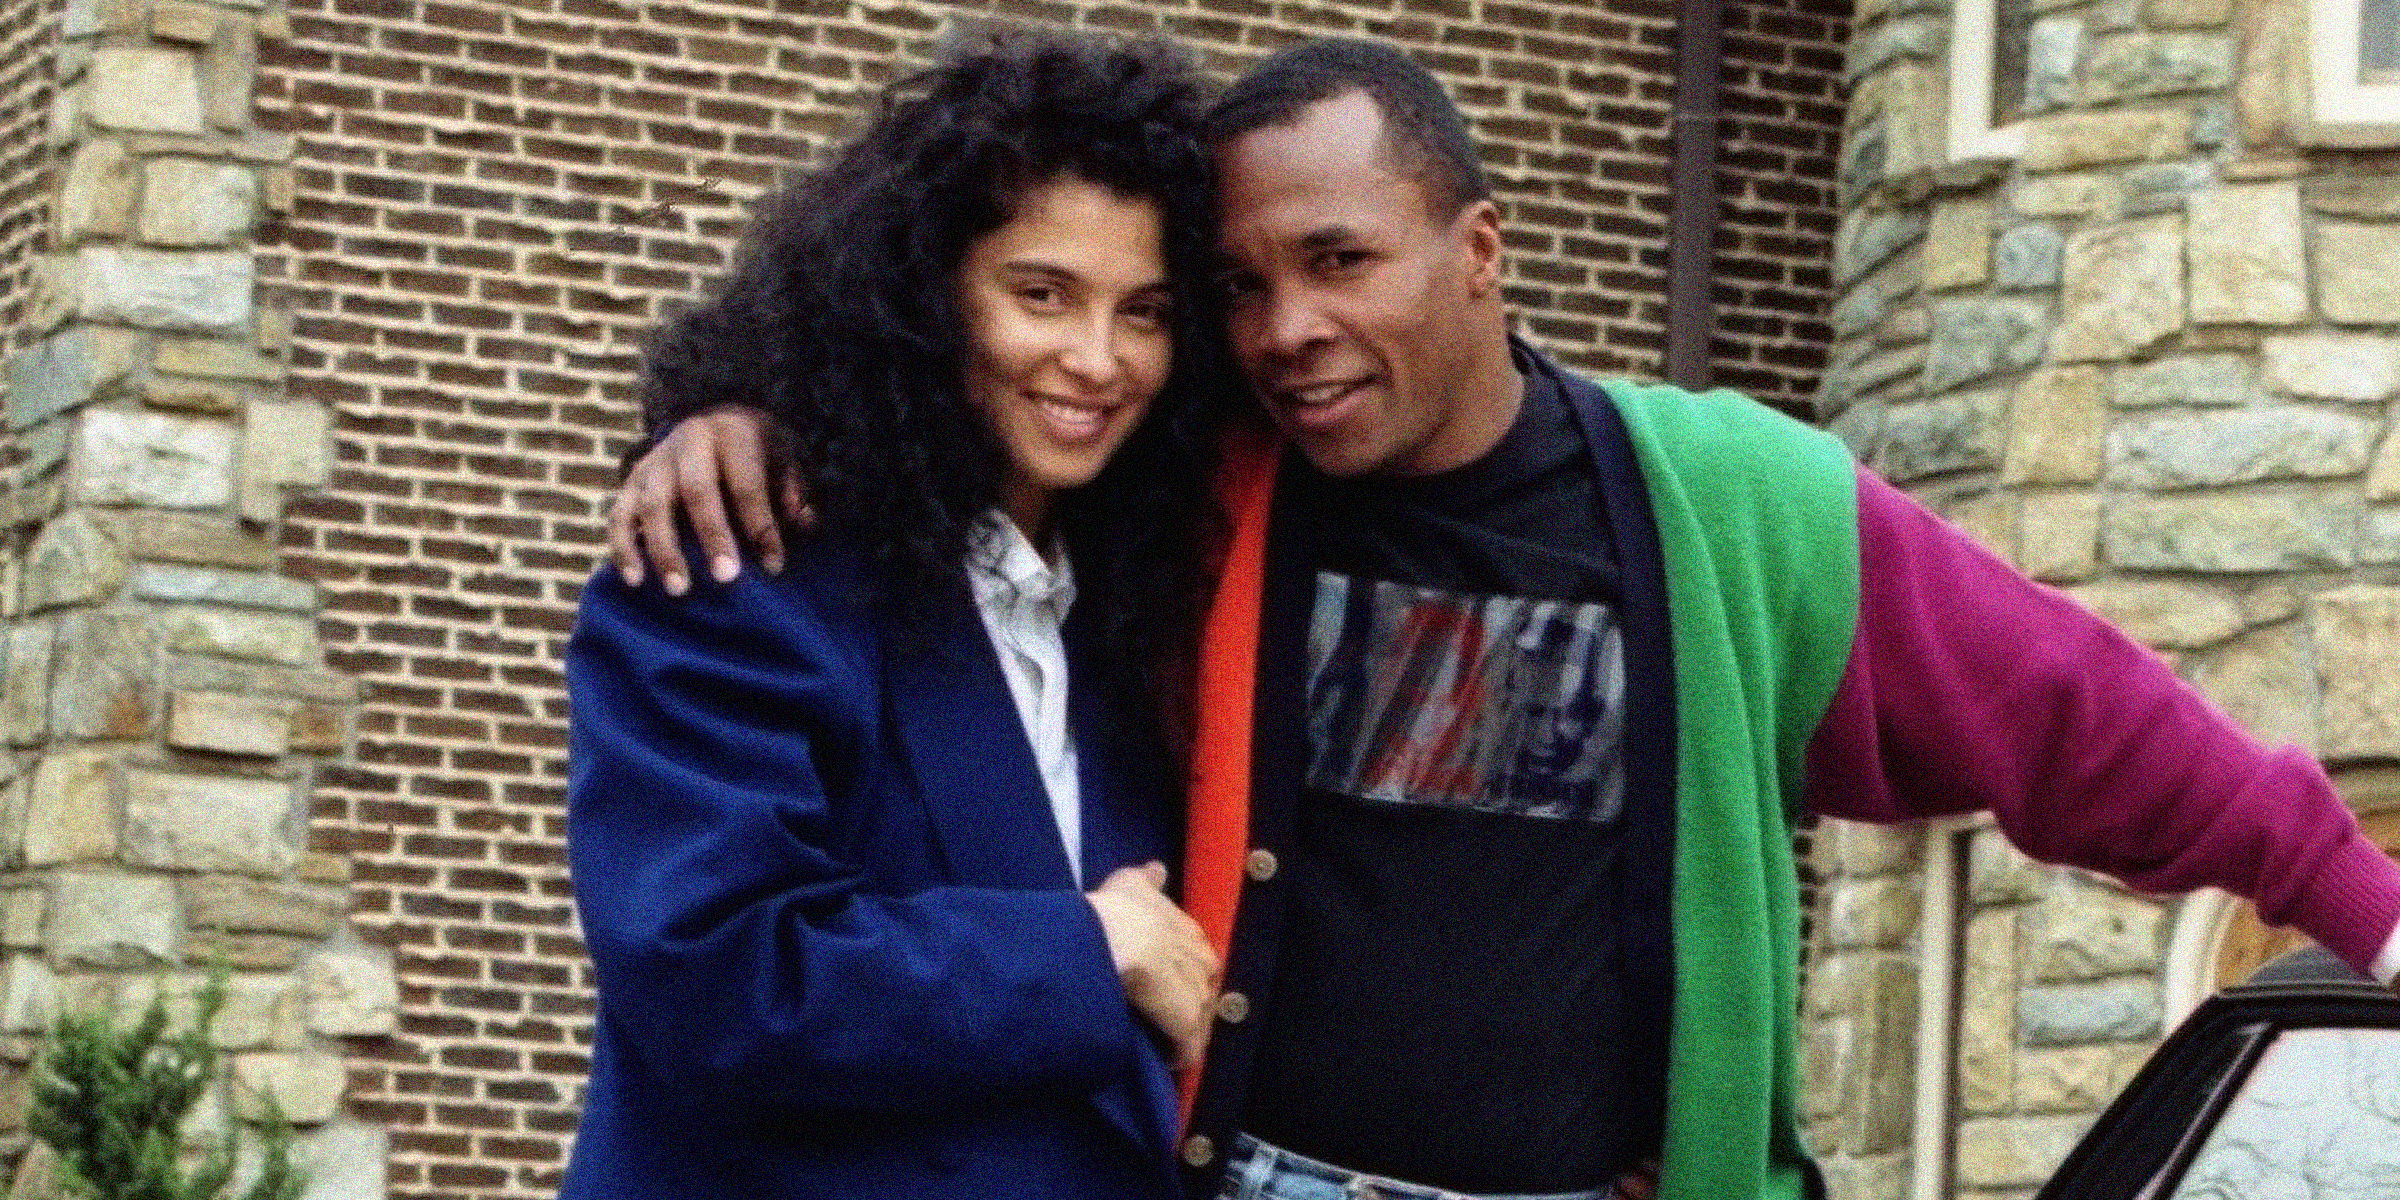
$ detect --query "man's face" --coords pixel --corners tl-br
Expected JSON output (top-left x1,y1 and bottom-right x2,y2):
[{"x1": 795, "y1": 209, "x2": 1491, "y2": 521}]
[{"x1": 1215, "y1": 89, "x2": 1499, "y2": 477}]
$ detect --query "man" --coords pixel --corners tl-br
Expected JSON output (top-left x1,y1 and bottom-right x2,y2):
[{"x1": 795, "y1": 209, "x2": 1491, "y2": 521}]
[{"x1": 605, "y1": 37, "x2": 2400, "y2": 1200}]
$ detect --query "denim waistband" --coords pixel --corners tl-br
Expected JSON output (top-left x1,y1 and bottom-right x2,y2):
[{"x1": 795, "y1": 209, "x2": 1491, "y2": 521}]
[{"x1": 1216, "y1": 1134, "x2": 1615, "y2": 1200}]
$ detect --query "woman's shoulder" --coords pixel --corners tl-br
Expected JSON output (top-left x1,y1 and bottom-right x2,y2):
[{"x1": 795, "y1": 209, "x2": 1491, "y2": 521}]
[{"x1": 574, "y1": 533, "x2": 886, "y2": 672}]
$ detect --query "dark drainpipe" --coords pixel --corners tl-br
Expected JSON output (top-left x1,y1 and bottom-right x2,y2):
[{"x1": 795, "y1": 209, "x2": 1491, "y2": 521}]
[{"x1": 1664, "y1": 0, "x2": 1726, "y2": 390}]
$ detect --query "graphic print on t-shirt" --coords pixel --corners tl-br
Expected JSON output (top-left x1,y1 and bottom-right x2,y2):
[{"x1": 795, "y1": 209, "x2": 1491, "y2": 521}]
[{"x1": 1305, "y1": 571, "x2": 1625, "y2": 823}]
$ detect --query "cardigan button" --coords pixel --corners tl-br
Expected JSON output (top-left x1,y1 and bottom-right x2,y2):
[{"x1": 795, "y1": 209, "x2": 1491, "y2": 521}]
[
  {"x1": 1181, "y1": 1134, "x2": 1216, "y2": 1167},
  {"x1": 1216, "y1": 991, "x2": 1249, "y2": 1024},
  {"x1": 1244, "y1": 849, "x2": 1279, "y2": 881}
]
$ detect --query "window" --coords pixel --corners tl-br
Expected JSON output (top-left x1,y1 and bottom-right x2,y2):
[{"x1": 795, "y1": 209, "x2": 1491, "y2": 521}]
[
  {"x1": 1947, "y1": 0, "x2": 2074, "y2": 160},
  {"x1": 2313, "y1": 0, "x2": 2400, "y2": 130}
]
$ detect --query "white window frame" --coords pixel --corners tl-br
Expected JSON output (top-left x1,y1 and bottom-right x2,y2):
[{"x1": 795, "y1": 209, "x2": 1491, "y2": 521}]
[
  {"x1": 2311, "y1": 0, "x2": 2400, "y2": 128},
  {"x1": 1947, "y1": 0, "x2": 2029, "y2": 160}
]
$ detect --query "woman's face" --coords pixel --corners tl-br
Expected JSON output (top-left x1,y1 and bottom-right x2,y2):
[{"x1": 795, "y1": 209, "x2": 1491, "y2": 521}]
[{"x1": 956, "y1": 176, "x2": 1173, "y2": 534}]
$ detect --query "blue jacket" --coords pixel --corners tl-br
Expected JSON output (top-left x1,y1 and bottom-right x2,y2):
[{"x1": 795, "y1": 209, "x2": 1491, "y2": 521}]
[{"x1": 561, "y1": 539, "x2": 1184, "y2": 1199}]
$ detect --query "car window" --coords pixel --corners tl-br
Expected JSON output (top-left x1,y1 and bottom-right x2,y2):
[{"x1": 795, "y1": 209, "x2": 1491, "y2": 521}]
[{"x1": 2168, "y1": 1026, "x2": 2400, "y2": 1198}]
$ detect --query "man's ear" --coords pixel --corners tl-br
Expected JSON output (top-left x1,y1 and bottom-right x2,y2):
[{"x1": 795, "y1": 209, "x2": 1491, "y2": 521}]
[{"x1": 1457, "y1": 199, "x2": 1503, "y2": 298}]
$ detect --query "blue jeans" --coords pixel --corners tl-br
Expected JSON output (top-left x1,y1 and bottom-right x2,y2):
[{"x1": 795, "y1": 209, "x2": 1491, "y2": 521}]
[{"x1": 1214, "y1": 1135, "x2": 1616, "y2": 1200}]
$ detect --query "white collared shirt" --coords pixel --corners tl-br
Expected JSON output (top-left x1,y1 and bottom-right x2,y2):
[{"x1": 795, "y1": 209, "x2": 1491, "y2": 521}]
[{"x1": 965, "y1": 512, "x2": 1083, "y2": 884}]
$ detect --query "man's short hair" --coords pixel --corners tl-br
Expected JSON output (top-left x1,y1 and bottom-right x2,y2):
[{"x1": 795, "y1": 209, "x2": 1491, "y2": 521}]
[{"x1": 1207, "y1": 37, "x2": 1493, "y2": 218}]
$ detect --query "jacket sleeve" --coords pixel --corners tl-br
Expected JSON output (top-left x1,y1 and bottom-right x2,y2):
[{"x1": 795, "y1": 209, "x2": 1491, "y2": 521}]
[
  {"x1": 566, "y1": 563, "x2": 1142, "y2": 1113},
  {"x1": 1803, "y1": 468, "x2": 2400, "y2": 978}
]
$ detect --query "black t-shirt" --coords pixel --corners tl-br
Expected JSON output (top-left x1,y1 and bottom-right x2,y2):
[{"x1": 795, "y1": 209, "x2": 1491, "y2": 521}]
[{"x1": 1237, "y1": 359, "x2": 1666, "y2": 1192}]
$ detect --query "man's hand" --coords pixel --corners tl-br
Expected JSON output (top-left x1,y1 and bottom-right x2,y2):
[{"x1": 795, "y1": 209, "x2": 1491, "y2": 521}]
[
  {"x1": 1087, "y1": 863, "x2": 1220, "y2": 1071},
  {"x1": 607, "y1": 405, "x2": 809, "y2": 594}
]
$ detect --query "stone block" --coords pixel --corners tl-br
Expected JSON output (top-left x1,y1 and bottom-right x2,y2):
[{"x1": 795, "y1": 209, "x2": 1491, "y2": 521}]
[
  {"x1": 1843, "y1": 16, "x2": 1944, "y2": 84},
  {"x1": 2312, "y1": 587, "x2": 2400, "y2": 760},
  {"x1": 167, "y1": 689, "x2": 292, "y2": 756},
  {"x1": 298, "y1": 945, "x2": 397, "y2": 1036},
  {"x1": 2003, "y1": 367, "x2": 2105, "y2": 485},
  {"x1": 238, "y1": 400, "x2": 330, "y2": 522},
  {"x1": 0, "y1": 891, "x2": 41, "y2": 952},
  {"x1": 69, "y1": 409, "x2": 235, "y2": 509},
  {"x1": 2054, "y1": 217, "x2": 2185, "y2": 362},
  {"x1": 2372, "y1": 429, "x2": 2400, "y2": 502},
  {"x1": 2106, "y1": 405, "x2": 2376, "y2": 489},
  {"x1": 48, "y1": 870, "x2": 179, "y2": 966},
  {"x1": 1879, "y1": 65, "x2": 1948, "y2": 181},
  {"x1": 161, "y1": 607, "x2": 319, "y2": 666},
  {"x1": 57, "y1": 139, "x2": 136, "y2": 242},
  {"x1": 1827, "y1": 400, "x2": 1883, "y2": 462},
  {"x1": 8, "y1": 327, "x2": 141, "y2": 430},
  {"x1": 1825, "y1": 875, "x2": 1921, "y2": 949},
  {"x1": 231, "y1": 1051, "x2": 344, "y2": 1124},
  {"x1": 1970, "y1": 827, "x2": 2051, "y2": 903},
  {"x1": 2237, "y1": 0, "x2": 2309, "y2": 148},
  {"x1": 2081, "y1": 33, "x2": 2236, "y2": 103},
  {"x1": 1834, "y1": 208, "x2": 1926, "y2": 287},
  {"x1": 87, "y1": 48, "x2": 204, "y2": 134},
  {"x1": 2105, "y1": 493, "x2": 2357, "y2": 572},
  {"x1": 1993, "y1": 223, "x2": 2063, "y2": 290},
  {"x1": 23, "y1": 749, "x2": 116, "y2": 865},
  {"x1": 1922, "y1": 200, "x2": 1993, "y2": 292},
  {"x1": 286, "y1": 701, "x2": 343, "y2": 753},
  {"x1": 2111, "y1": 355, "x2": 2265, "y2": 407},
  {"x1": 1956, "y1": 1115, "x2": 2094, "y2": 1188},
  {"x1": 121, "y1": 768, "x2": 296, "y2": 876},
  {"x1": 1946, "y1": 492, "x2": 2019, "y2": 563},
  {"x1": 2, "y1": 624, "x2": 54, "y2": 745},
  {"x1": 2016, "y1": 1043, "x2": 2150, "y2": 1112},
  {"x1": 2023, "y1": 16, "x2": 2082, "y2": 113},
  {"x1": 2187, "y1": 185, "x2": 2308, "y2": 326},
  {"x1": 114, "y1": 971, "x2": 300, "y2": 1048},
  {"x1": 2021, "y1": 108, "x2": 2193, "y2": 172},
  {"x1": 77, "y1": 247, "x2": 252, "y2": 334},
  {"x1": 2012, "y1": 171, "x2": 2121, "y2": 217},
  {"x1": 1876, "y1": 391, "x2": 2006, "y2": 480},
  {"x1": 138, "y1": 158, "x2": 256, "y2": 247},
  {"x1": 2064, "y1": 580, "x2": 2247, "y2": 649},
  {"x1": 0, "y1": 957, "x2": 58, "y2": 1035},
  {"x1": 283, "y1": 1120, "x2": 386, "y2": 1200},
  {"x1": 2029, "y1": 876, "x2": 2166, "y2": 981},
  {"x1": 2260, "y1": 334, "x2": 2400, "y2": 400},
  {"x1": 22, "y1": 510, "x2": 127, "y2": 613},
  {"x1": 2144, "y1": 0, "x2": 2231, "y2": 24},
  {"x1": 2365, "y1": 508, "x2": 2400, "y2": 565},
  {"x1": 2305, "y1": 176, "x2": 2400, "y2": 217},
  {"x1": 2187, "y1": 621, "x2": 2318, "y2": 756},
  {"x1": 2020, "y1": 981, "x2": 2162, "y2": 1045},
  {"x1": 1960, "y1": 909, "x2": 2020, "y2": 1114},
  {"x1": 181, "y1": 875, "x2": 338, "y2": 936},
  {"x1": 1824, "y1": 345, "x2": 1926, "y2": 408},
  {"x1": 123, "y1": 511, "x2": 279, "y2": 569},
  {"x1": 203, "y1": 19, "x2": 255, "y2": 131},
  {"x1": 133, "y1": 564, "x2": 313, "y2": 611},
  {"x1": 2318, "y1": 225, "x2": 2400, "y2": 325},
  {"x1": 1822, "y1": 818, "x2": 1920, "y2": 878},
  {"x1": 143, "y1": 375, "x2": 261, "y2": 416},
  {"x1": 2020, "y1": 493, "x2": 2102, "y2": 582},
  {"x1": 2118, "y1": 160, "x2": 2215, "y2": 217},
  {"x1": 152, "y1": 337, "x2": 284, "y2": 382},
  {"x1": 1841, "y1": 955, "x2": 1917, "y2": 1155},
  {"x1": 1924, "y1": 300, "x2": 2049, "y2": 394},
  {"x1": 49, "y1": 608, "x2": 161, "y2": 740},
  {"x1": 150, "y1": 0, "x2": 217, "y2": 41},
  {"x1": 165, "y1": 656, "x2": 354, "y2": 704}
]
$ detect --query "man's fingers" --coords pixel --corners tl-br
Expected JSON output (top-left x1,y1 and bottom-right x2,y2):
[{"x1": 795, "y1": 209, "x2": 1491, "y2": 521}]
[
  {"x1": 606, "y1": 489, "x2": 646, "y2": 588},
  {"x1": 709, "y1": 413, "x2": 787, "y2": 575},
  {"x1": 634, "y1": 468, "x2": 691, "y2": 595},
  {"x1": 673, "y1": 430, "x2": 743, "y2": 585},
  {"x1": 778, "y1": 469, "x2": 815, "y2": 536}
]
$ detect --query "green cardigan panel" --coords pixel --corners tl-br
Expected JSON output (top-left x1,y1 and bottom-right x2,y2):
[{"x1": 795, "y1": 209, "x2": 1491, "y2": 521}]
[{"x1": 1603, "y1": 381, "x2": 1861, "y2": 1200}]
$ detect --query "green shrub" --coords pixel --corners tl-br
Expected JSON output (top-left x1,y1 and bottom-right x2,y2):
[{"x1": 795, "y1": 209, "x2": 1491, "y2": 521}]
[{"x1": 25, "y1": 972, "x2": 304, "y2": 1200}]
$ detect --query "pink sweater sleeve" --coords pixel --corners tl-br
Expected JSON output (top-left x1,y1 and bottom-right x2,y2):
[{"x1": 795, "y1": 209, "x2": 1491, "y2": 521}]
[{"x1": 1804, "y1": 467, "x2": 2400, "y2": 979}]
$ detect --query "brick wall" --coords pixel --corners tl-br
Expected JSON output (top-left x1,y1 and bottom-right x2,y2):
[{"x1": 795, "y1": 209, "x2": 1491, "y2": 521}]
[{"x1": 252, "y1": 2, "x2": 1852, "y2": 1195}]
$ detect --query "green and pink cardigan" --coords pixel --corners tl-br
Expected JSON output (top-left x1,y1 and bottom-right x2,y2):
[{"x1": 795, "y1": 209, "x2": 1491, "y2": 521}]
[{"x1": 1182, "y1": 382, "x2": 2400, "y2": 1200}]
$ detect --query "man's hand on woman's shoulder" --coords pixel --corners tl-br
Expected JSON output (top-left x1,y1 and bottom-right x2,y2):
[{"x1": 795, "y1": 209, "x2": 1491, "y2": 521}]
[{"x1": 608, "y1": 405, "x2": 810, "y2": 594}]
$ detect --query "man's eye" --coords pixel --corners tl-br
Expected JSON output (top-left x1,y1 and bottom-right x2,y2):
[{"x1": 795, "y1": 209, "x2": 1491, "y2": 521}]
[
  {"x1": 1017, "y1": 285, "x2": 1063, "y2": 306},
  {"x1": 1316, "y1": 249, "x2": 1369, "y2": 272}
]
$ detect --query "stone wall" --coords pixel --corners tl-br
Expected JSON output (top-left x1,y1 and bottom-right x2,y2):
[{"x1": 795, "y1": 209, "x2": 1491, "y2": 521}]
[
  {"x1": 0, "y1": 0, "x2": 404, "y2": 1189},
  {"x1": 0, "y1": 0, "x2": 55, "y2": 361},
  {"x1": 1809, "y1": 1, "x2": 2400, "y2": 1197}
]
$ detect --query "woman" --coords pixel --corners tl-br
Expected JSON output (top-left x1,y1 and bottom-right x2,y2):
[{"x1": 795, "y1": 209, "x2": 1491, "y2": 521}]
[{"x1": 562, "y1": 29, "x2": 1226, "y2": 1199}]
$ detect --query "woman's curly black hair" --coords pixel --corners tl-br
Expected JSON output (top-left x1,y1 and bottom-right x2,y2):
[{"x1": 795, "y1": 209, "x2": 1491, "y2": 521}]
[{"x1": 638, "y1": 25, "x2": 1230, "y2": 741}]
